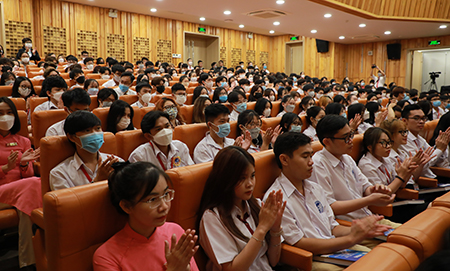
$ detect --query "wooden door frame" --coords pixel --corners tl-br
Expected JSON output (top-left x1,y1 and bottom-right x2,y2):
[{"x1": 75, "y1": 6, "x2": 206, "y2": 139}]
[
  {"x1": 183, "y1": 31, "x2": 220, "y2": 64},
  {"x1": 285, "y1": 40, "x2": 305, "y2": 74}
]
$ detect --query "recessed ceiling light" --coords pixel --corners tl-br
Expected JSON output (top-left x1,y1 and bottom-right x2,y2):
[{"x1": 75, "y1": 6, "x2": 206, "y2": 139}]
[
  {"x1": 239, "y1": 24, "x2": 244, "y2": 28},
  {"x1": 339, "y1": 36, "x2": 345, "y2": 39},
  {"x1": 359, "y1": 23, "x2": 366, "y2": 27},
  {"x1": 269, "y1": 30, "x2": 275, "y2": 34},
  {"x1": 384, "y1": 31, "x2": 391, "y2": 35},
  {"x1": 200, "y1": 17, "x2": 205, "y2": 21},
  {"x1": 150, "y1": 8, "x2": 157, "y2": 12},
  {"x1": 440, "y1": 25, "x2": 447, "y2": 29},
  {"x1": 324, "y1": 13, "x2": 332, "y2": 18},
  {"x1": 224, "y1": 10, "x2": 231, "y2": 15},
  {"x1": 276, "y1": 0, "x2": 285, "y2": 4},
  {"x1": 311, "y1": 29, "x2": 317, "y2": 33},
  {"x1": 273, "y1": 21, "x2": 280, "y2": 26}
]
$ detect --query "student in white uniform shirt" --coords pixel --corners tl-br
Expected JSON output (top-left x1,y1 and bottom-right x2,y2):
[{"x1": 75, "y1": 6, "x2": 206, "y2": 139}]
[
  {"x1": 45, "y1": 88, "x2": 91, "y2": 137},
  {"x1": 106, "y1": 100, "x2": 135, "y2": 134},
  {"x1": 49, "y1": 111, "x2": 122, "y2": 190},
  {"x1": 193, "y1": 104, "x2": 250, "y2": 164},
  {"x1": 131, "y1": 82, "x2": 154, "y2": 108},
  {"x1": 440, "y1": 95, "x2": 450, "y2": 114},
  {"x1": 198, "y1": 146, "x2": 285, "y2": 271},
  {"x1": 309, "y1": 115, "x2": 400, "y2": 235},
  {"x1": 303, "y1": 106, "x2": 325, "y2": 142},
  {"x1": 266, "y1": 132, "x2": 390, "y2": 271},
  {"x1": 171, "y1": 83, "x2": 187, "y2": 107},
  {"x1": 429, "y1": 112, "x2": 450, "y2": 175},
  {"x1": 128, "y1": 111, "x2": 193, "y2": 169},
  {"x1": 237, "y1": 110, "x2": 280, "y2": 154},
  {"x1": 33, "y1": 76, "x2": 67, "y2": 112},
  {"x1": 276, "y1": 96, "x2": 296, "y2": 118},
  {"x1": 227, "y1": 89, "x2": 247, "y2": 122},
  {"x1": 399, "y1": 104, "x2": 450, "y2": 179},
  {"x1": 113, "y1": 72, "x2": 136, "y2": 97},
  {"x1": 97, "y1": 88, "x2": 118, "y2": 108},
  {"x1": 68, "y1": 68, "x2": 85, "y2": 90},
  {"x1": 429, "y1": 93, "x2": 445, "y2": 120},
  {"x1": 102, "y1": 64, "x2": 124, "y2": 88}
]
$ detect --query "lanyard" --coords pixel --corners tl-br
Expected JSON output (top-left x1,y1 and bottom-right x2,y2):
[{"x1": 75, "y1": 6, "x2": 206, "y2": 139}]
[
  {"x1": 149, "y1": 142, "x2": 172, "y2": 171},
  {"x1": 379, "y1": 165, "x2": 391, "y2": 184},
  {"x1": 80, "y1": 166, "x2": 93, "y2": 183},
  {"x1": 236, "y1": 213, "x2": 254, "y2": 234}
]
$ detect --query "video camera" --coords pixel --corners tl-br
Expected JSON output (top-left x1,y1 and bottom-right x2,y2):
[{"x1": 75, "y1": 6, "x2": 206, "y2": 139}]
[{"x1": 430, "y1": 71, "x2": 441, "y2": 80}]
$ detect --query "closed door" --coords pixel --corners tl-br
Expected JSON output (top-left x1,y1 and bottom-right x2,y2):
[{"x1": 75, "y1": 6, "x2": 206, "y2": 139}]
[
  {"x1": 286, "y1": 43, "x2": 303, "y2": 74},
  {"x1": 184, "y1": 36, "x2": 207, "y2": 65}
]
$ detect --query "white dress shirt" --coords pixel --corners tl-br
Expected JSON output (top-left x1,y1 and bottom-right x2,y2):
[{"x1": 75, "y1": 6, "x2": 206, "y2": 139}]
[
  {"x1": 45, "y1": 119, "x2": 66, "y2": 137},
  {"x1": 193, "y1": 132, "x2": 234, "y2": 164},
  {"x1": 113, "y1": 87, "x2": 137, "y2": 97},
  {"x1": 310, "y1": 148, "x2": 373, "y2": 221},
  {"x1": 276, "y1": 111, "x2": 286, "y2": 118},
  {"x1": 399, "y1": 132, "x2": 444, "y2": 178},
  {"x1": 199, "y1": 200, "x2": 272, "y2": 271},
  {"x1": 432, "y1": 107, "x2": 445, "y2": 120},
  {"x1": 358, "y1": 152, "x2": 396, "y2": 186},
  {"x1": 130, "y1": 100, "x2": 155, "y2": 108},
  {"x1": 357, "y1": 122, "x2": 373, "y2": 135},
  {"x1": 264, "y1": 173, "x2": 338, "y2": 245},
  {"x1": 128, "y1": 141, "x2": 193, "y2": 170},
  {"x1": 34, "y1": 101, "x2": 58, "y2": 112},
  {"x1": 49, "y1": 152, "x2": 123, "y2": 191},
  {"x1": 102, "y1": 79, "x2": 117, "y2": 88},
  {"x1": 303, "y1": 125, "x2": 318, "y2": 142},
  {"x1": 229, "y1": 110, "x2": 239, "y2": 122}
]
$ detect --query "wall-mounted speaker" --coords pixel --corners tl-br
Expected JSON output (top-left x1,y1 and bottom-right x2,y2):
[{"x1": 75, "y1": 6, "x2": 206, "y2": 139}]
[
  {"x1": 316, "y1": 39, "x2": 329, "y2": 53},
  {"x1": 387, "y1": 43, "x2": 401, "y2": 60}
]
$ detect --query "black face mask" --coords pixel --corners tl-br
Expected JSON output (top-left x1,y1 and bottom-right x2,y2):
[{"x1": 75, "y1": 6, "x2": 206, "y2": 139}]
[
  {"x1": 254, "y1": 93, "x2": 263, "y2": 99},
  {"x1": 412, "y1": 97, "x2": 418, "y2": 102},
  {"x1": 76, "y1": 76, "x2": 85, "y2": 84}
]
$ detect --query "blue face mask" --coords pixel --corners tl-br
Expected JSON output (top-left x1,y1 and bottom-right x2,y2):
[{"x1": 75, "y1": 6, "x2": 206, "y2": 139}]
[
  {"x1": 403, "y1": 94, "x2": 409, "y2": 101},
  {"x1": 220, "y1": 82, "x2": 228, "y2": 88},
  {"x1": 235, "y1": 102, "x2": 247, "y2": 113},
  {"x1": 290, "y1": 125, "x2": 302, "y2": 133},
  {"x1": 341, "y1": 113, "x2": 347, "y2": 118},
  {"x1": 87, "y1": 88, "x2": 99, "y2": 95},
  {"x1": 446, "y1": 104, "x2": 450, "y2": 109},
  {"x1": 219, "y1": 95, "x2": 228, "y2": 103},
  {"x1": 119, "y1": 84, "x2": 129, "y2": 93},
  {"x1": 77, "y1": 132, "x2": 104, "y2": 153},
  {"x1": 263, "y1": 65, "x2": 267, "y2": 69},
  {"x1": 262, "y1": 86, "x2": 266, "y2": 91},
  {"x1": 293, "y1": 77, "x2": 297, "y2": 82},
  {"x1": 433, "y1": 100, "x2": 442, "y2": 107},
  {"x1": 211, "y1": 122, "x2": 230, "y2": 138}
]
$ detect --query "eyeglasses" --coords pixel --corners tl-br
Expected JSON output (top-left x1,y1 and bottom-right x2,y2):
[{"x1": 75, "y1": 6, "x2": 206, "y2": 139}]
[
  {"x1": 329, "y1": 131, "x2": 355, "y2": 144},
  {"x1": 378, "y1": 140, "x2": 393, "y2": 148},
  {"x1": 409, "y1": 116, "x2": 427, "y2": 122},
  {"x1": 143, "y1": 189, "x2": 175, "y2": 209},
  {"x1": 163, "y1": 105, "x2": 177, "y2": 110},
  {"x1": 398, "y1": 130, "x2": 408, "y2": 136}
]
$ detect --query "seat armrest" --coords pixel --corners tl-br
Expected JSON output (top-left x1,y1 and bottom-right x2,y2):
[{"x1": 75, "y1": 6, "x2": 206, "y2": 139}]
[
  {"x1": 416, "y1": 177, "x2": 438, "y2": 188},
  {"x1": 430, "y1": 167, "x2": 450, "y2": 178},
  {"x1": 336, "y1": 219, "x2": 352, "y2": 227},
  {"x1": 396, "y1": 188, "x2": 419, "y2": 200},
  {"x1": 280, "y1": 243, "x2": 313, "y2": 271},
  {"x1": 369, "y1": 205, "x2": 393, "y2": 217},
  {"x1": 31, "y1": 208, "x2": 44, "y2": 229}
]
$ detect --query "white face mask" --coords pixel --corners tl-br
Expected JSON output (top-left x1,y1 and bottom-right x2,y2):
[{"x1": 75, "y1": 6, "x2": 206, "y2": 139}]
[
  {"x1": 25, "y1": 43, "x2": 32, "y2": 48},
  {"x1": 182, "y1": 82, "x2": 189, "y2": 88},
  {"x1": 244, "y1": 86, "x2": 250, "y2": 92},
  {"x1": 152, "y1": 128, "x2": 173, "y2": 146},
  {"x1": 86, "y1": 64, "x2": 94, "y2": 70},
  {"x1": 285, "y1": 104, "x2": 295, "y2": 113},
  {"x1": 142, "y1": 93, "x2": 152, "y2": 105},
  {"x1": 19, "y1": 87, "x2": 31, "y2": 97},
  {"x1": 239, "y1": 74, "x2": 246, "y2": 79},
  {"x1": 175, "y1": 94, "x2": 187, "y2": 105},
  {"x1": 159, "y1": 68, "x2": 165, "y2": 73},
  {"x1": 263, "y1": 108, "x2": 271, "y2": 117},
  {"x1": 188, "y1": 61, "x2": 193, "y2": 66},
  {"x1": 113, "y1": 75, "x2": 120, "y2": 82},
  {"x1": 191, "y1": 77, "x2": 198, "y2": 82},
  {"x1": 316, "y1": 94, "x2": 323, "y2": 99},
  {"x1": 53, "y1": 91, "x2": 64, "y2": 102},
  {"x1": 117, "y1": 117, "x2": 131, "y2": 130},
  {"x1": 0, "y1": 115, "x2": 15, "y2": 131},
  {"x1": 102, "y1": 101, "x2": 112, "y2": 107},
  {"x1": 205, "y1": 81, "x2": 213, "y2": 89},
  {"x1": 363, "y1": 110, "x2": 370, "y2": 120},
  {"x1": 21, "y1": 58, "x2": 30, "y2": 64},
  {"x1": 227, "y1": 73, "x2": 233, "y2": 78},
  {"x1": 269, "y1": 95, "x2": 275, "y2": 101},
  {"x1": 58, "y1": 58, "x2": 64, "y2": 63},
  {"x1": 164, "y1": 82, "x2": 169, "y2": 87}
]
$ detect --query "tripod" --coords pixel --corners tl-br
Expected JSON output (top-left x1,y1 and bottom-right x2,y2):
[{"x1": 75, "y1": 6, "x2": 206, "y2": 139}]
[{"x1": 424, "y1": 78, "x2": 438, "y2": 91}]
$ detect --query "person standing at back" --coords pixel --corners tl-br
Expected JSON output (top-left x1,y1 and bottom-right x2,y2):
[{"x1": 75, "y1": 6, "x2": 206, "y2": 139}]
[{"x1": 16, "y1": 38, "x2": 41, "y2": 64}]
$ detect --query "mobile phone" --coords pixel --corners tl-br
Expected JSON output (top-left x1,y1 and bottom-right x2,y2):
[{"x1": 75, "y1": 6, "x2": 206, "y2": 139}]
[{"x1": 371, "y1": 64, "x2": 377, "y2": 69}]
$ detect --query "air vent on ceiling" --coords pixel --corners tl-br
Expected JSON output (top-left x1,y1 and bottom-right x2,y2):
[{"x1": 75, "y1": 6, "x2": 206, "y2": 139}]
[
  {"x1": 352, "y1": 35, "x2": 380, "y2": 41},
  {"x1": 247, "y1": 10, "x2": 287, "y2": 19}
]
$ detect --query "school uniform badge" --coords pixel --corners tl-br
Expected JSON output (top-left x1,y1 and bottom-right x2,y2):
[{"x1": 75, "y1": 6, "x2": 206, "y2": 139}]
[
  {"x1": 172, "y1": 156, "x2": 181, "y2": 167},
  {"x1": 315, "y1": 200, "x2": 324, "y2": 213}
]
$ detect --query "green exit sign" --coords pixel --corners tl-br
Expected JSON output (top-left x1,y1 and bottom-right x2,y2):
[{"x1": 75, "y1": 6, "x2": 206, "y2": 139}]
[
  {"x1": 198, "y1": 27, "x2": 206, "y2": 33},
  {"x1": 290, "y1": 36, "x2": 299, "y2": 41},
  {"x1": 429, "y1": 40, "x2": 441, "y2": 45}
]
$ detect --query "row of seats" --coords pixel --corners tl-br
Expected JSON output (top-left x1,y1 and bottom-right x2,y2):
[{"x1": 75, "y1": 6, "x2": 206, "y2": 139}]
[{"x1": 30, "y1": 147, "x2": 450, "y2": 271}]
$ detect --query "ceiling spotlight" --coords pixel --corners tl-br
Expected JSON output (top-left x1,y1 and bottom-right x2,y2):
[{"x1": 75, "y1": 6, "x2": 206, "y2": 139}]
[
  {"x1": 359, "y1": 23, "x2": 366, "y2": 27},
  {"x1": 324, "y1": 13, "x2": 332, "y2": 18},
  {"x1": 150, "y1": 8, "x2": 157, "y2": 12},
  {"x1": 224, "y1": 10, "x2": 231, "y2": 15},
  {"x1": 273, "y1": 21, "x2": 280, "y2": 26},
  {"x1": 440, "y1": 25, "x2": 448, "y2": 29},
  {"x1": 239, "y1": 24, "x2": 244, "y2": 28},
  {"x1": 276, "y1": 0, "x2": 285, "y2": 4},
  {"x1": 384, "y1": 31, "x2": 391, "y2": 35},
  {"x1": 270, "y1": 30, "x2": 275, "y2": 34},
  {"x1": 311, "y1": 29, "x2": 317, "y2": 33},
  {"x1": 200, "y1": 17, "x2": 205, "y2": 21},
  {"x1": 339, "y1": 36, "x2": 345, "y2": 39}
]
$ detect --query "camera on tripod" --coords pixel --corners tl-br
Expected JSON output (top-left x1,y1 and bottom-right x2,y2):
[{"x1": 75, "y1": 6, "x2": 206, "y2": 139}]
[{"x1": 429, "y1": 71, "x2": 441, "y2": 80}]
